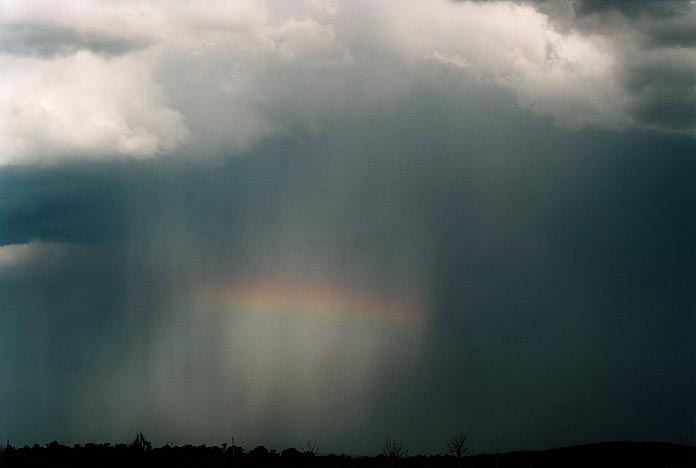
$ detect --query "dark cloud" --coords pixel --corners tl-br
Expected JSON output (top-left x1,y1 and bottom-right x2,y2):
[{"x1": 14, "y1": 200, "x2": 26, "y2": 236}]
[
  {"x1": 621, "y1": 55, "x2": 696, "y2": 131},
  {"x1": 0, "y1": 164, "x2": 130, "y2": 245},
  {"x1": 0, "y1": 22, "x2": 149, "y2": 57},
  {"x1": 572, "y1": 0, "x2": 691, "y2": 18},
  {"x1": 529, "y1": 0, "x2": 696, "y2": 133},
  {"x1": 645, "y1": 18, "x2": 696, "y2": 48},
  {"x1": 527, "y1": 0, "x2": 690, "y2": 19},
  {"x1": 570, "y1": 0, "x2": 696, "y2": 48}
]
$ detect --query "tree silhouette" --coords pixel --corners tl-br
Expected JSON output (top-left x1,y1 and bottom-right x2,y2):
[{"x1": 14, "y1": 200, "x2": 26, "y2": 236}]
[
  {"x1": 130, "y1": 432, "x2": 152, "y2": 451},
  {"x1": 381, "y1": 440, "x2": 406, "y2": 465},
  {"x1": 250, "y1": 445, "x2": 269, "y2": 458},
  {"x1": 303, "y1": 440, "x2": 320, "y2": 455},
  {"x1": 281, "y1": 447, "x2": 301, "y2": 459},
  {"x1": 446, "y1": 433, "x2": 468, "y2": 459}
]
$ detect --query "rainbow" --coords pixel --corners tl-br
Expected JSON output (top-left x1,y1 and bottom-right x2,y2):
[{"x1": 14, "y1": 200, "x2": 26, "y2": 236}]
[{"x1": 196, "y1": 276, "x2": 427, "y2": 326}]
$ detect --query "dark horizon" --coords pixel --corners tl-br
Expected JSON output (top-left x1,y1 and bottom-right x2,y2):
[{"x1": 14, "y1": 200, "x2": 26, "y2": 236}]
[
  {"x1": 2, "y1": 438, "x2": 696, "y2": 468},
  {"x1": 2, "y1": 436, "x2": 695, "y2": 457}
]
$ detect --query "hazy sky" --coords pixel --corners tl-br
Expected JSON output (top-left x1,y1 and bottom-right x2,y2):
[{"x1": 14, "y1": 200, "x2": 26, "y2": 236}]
[{"x1": 1, "y1": 0, "x2": 695, "y2": 455}]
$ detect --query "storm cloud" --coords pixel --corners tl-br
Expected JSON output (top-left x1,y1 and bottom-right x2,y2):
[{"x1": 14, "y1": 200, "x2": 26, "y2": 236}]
[
  {"x1": 532, "y1": 0, "x2": 696, "y2": 133},
  {"x1": 0, "y1": 0, "x2": 694, "y2": 456}
]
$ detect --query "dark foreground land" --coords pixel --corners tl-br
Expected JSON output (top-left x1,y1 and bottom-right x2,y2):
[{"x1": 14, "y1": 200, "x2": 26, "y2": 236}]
[{"x1": 1, "y1": 440, "x2": 694, "y2": 468}]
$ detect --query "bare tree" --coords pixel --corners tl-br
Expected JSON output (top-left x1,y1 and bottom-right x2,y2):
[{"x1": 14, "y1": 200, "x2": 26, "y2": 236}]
[
  {"x1": 381, "y1": 439, "x2": 406, "y2": 465},
  {"x1": 446, "y1": 433, "x2": 468, "y2": 459},
  {"x1": 130, "y1": 432, "x2": 152, "y2": 451},
  {"x1": 303, "y1": 440, "x2": 320, "y2": 455}
]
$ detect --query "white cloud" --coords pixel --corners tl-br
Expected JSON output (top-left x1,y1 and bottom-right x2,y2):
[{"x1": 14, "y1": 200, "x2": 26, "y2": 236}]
[
  {"x1": 0, "y1": 51, "x2": 189, "y2": 164},
  {"x1": 375, "y1": 1, "x2": 629, "y2": 128},
  {"x1": 0, "y1": 0, "x2": 683, "y2": 166}
]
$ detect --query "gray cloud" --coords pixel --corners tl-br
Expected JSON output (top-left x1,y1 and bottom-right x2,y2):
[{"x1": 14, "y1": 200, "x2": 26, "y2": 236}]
[
  {"x1": 645, "y1": 18, "x2": 696, "y2": 48},
  {"x1": 569, "y1": 0, "x2": 696, "y2": 48},
  {"x1": 572, "y1": 0, "x2": 691, "y2": 18},
  {"x1": 0, "y1": 22, "x2": 149, "y2": 57},
  {"x1": 621, "y1": 52, "x2": 696, "y2": 131},
  {"x1": 530, "y1": 0, "x2": 696, "y2": 133}
]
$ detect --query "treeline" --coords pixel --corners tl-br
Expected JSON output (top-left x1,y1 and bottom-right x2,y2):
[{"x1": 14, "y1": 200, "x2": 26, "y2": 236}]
[{"x1": 0, "y1": 438, "x2": 694, "y2": 468}]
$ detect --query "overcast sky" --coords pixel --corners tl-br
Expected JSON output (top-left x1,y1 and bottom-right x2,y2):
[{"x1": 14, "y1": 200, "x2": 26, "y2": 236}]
[{"x1": 1, "y1": 0, "x2": 695, "y2": 455}]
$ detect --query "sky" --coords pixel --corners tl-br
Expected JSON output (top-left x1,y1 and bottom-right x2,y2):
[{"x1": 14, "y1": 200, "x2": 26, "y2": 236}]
[{"x1": 1, "y1": 0, "x2": 695, "y2": 455}]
